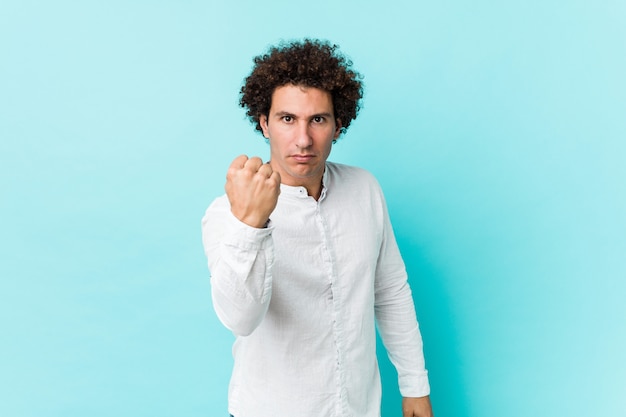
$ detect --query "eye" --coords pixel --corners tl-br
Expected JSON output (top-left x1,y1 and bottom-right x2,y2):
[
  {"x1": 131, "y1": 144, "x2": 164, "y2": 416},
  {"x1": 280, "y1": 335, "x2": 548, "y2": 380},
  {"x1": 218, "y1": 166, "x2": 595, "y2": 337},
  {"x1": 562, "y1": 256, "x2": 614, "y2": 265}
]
[
  {"x1": 282, "y1": 115, "x2": 293, "y2": 123},
  {"x1": 312, "y1": 116, "x2": 325, "y2": 123}
]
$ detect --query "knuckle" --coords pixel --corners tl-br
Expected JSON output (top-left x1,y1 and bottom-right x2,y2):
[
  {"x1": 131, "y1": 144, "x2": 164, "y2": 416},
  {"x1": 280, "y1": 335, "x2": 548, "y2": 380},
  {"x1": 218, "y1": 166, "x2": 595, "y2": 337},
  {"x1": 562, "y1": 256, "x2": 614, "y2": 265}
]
[
  {"x1": 226, "y1": 166, "x2": 239, "y2": 179},
  {"x1": 246, "y1": 156, "x2": 262, "y2": 168},
  {"x1": 232, "y1": 154, "x2": 247, "y2": 166}
]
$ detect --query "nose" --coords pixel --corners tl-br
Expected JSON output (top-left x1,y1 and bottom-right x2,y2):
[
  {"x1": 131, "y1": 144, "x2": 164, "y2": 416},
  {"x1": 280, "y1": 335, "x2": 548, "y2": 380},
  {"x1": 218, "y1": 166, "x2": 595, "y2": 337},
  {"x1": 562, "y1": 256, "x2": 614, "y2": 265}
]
[{"x1": 295, "y1": 121, "x2": 313, "y2": 149}]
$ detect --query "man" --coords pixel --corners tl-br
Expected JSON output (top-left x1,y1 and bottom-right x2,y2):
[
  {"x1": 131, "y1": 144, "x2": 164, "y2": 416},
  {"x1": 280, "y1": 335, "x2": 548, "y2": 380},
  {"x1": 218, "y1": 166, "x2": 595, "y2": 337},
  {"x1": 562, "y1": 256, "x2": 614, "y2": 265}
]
[{"x1": 202, "y1": 39, "x2": 433, "y2": 417}]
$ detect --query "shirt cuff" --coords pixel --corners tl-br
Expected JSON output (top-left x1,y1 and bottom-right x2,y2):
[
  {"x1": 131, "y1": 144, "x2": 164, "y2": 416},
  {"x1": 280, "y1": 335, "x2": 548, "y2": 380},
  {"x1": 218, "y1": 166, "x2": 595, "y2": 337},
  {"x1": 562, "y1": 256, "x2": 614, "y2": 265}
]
[
  {"x1": 398, "y1": 371, "x2": 430, "y2": 398},
  {"x1": 222, "y1": 209, "x2": 274, "y2": 251}
]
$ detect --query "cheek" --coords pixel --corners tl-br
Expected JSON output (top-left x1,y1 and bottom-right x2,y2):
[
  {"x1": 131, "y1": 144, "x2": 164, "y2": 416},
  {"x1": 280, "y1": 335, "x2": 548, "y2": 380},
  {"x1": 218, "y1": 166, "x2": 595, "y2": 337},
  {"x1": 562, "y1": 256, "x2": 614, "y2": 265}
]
[
  {"x1": 322, "y1": 138, "x2": 334, "y2": 155},
  {"x1": 269, "y1": 135, "x2": 290, "y2": 154}
]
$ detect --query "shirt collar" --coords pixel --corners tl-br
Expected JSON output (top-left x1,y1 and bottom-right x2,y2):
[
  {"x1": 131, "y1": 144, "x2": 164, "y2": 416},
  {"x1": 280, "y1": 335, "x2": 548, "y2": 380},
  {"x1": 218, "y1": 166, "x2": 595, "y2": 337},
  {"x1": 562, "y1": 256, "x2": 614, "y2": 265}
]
[{"x1": 279, "y1": 164, "x2": 329, "y2": 200}]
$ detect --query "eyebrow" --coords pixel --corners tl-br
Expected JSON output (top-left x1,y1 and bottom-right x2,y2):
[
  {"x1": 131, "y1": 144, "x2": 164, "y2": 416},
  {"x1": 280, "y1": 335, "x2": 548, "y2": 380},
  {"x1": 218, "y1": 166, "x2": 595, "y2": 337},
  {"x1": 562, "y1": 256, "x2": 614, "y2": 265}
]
[{"x1": 272, "y1": 111, "x2": 334, "y2": 119}]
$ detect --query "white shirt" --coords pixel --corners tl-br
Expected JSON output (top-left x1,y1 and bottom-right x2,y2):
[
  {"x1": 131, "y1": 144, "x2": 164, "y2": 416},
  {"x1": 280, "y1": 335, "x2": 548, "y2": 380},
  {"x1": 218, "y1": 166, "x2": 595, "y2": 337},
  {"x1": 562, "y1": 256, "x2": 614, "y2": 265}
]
[{"x1": 201, "y1": 162, "x2": 429, "y2": 417}]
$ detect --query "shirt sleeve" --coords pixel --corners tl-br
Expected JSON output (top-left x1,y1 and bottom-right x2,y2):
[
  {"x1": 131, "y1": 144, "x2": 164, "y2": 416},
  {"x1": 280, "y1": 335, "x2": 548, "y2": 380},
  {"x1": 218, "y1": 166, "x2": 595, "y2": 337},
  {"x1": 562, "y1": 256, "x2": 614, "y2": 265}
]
[
  {"x1": 201, "y1": 196, "x2": 275, "y2": 336},
  {"x1": 373, "y1": 191, "x2": 431, "y2": 398}
]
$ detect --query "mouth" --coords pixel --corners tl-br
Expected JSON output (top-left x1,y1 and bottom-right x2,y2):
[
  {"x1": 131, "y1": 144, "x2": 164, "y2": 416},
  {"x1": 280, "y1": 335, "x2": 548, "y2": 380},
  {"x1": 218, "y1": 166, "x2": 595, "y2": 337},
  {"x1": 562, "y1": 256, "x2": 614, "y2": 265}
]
[{"x1": 291, "y1": 154, "x2": 315, "y2": 163}]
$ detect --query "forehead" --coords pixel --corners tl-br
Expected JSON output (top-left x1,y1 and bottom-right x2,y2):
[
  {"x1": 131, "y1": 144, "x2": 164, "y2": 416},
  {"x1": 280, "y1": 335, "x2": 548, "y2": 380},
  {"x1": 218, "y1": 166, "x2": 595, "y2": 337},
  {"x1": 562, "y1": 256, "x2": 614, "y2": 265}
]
[{"x1": 269, "y1": 84, "x2": 334, "y2": 115}]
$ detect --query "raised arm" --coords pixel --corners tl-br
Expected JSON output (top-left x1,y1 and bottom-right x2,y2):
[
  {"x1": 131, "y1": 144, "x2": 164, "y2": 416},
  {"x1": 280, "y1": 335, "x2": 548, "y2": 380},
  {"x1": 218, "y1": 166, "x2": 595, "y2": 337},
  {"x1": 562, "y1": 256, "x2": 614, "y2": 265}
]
[{"x1": 201, "y1": 155, "x2": 281, "y2": 336}]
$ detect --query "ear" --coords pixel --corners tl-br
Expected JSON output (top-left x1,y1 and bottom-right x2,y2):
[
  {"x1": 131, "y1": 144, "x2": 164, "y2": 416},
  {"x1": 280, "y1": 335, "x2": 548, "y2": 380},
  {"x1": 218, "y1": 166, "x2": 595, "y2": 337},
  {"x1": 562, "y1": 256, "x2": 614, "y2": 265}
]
[
  {"x1": 333, "y1": 119, "x2": 342, "y2": 139},
  {"x1": 260, "y1": 114, "x2": 270, "y2": 138}
]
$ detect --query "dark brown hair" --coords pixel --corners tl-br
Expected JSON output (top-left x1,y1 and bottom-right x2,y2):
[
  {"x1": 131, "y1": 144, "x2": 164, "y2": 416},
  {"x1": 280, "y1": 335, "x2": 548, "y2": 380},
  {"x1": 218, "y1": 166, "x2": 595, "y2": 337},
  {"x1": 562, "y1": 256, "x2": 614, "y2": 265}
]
[{"x1": 239, "y1": 39, "x2": 363, "y2": 135}]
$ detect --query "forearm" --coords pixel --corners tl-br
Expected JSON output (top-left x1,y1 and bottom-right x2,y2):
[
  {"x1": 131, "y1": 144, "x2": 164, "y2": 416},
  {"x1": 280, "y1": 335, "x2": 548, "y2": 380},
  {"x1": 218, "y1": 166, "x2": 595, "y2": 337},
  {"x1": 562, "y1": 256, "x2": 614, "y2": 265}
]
[
  {"x1": 202, "y1": 199, "x2": 274, "y2": 336},
  {"x1": 209, "y1": 239, "x2": 273, "y2": 336},
  {"x1": 375, "y1": 280, "x2": 430, "y2": 397}
]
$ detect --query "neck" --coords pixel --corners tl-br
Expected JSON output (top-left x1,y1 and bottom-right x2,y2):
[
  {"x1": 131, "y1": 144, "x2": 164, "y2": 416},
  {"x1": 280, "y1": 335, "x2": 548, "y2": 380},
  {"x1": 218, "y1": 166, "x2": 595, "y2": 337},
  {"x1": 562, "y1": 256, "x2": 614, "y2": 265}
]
[{"x1": 307, "y1": 181, "x2": 323, "y2": 201}]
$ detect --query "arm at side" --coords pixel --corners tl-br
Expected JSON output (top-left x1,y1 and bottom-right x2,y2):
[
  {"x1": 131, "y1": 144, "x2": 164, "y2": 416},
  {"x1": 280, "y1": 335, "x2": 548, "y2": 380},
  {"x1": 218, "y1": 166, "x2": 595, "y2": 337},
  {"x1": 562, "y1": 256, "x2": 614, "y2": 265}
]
[{"x1": 374, "y1": 195, "x2": 430, "y2": 398}]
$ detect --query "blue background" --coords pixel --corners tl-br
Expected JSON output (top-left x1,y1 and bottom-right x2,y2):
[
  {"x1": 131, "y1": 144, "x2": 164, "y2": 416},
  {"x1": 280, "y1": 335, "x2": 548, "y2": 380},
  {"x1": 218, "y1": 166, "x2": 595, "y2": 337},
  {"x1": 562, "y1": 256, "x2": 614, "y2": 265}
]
[{"x1": 1, "y1": 1, "x2": 625, "y2": 416}]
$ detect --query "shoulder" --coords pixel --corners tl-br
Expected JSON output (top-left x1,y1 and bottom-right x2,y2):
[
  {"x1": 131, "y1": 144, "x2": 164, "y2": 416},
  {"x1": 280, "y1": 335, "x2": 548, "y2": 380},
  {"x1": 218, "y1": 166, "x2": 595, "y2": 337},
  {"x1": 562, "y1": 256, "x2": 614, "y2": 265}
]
[
  {"x1": 326, "y1": 161, "x2": 380, "y2": 188},
  {"x1": 325, "y1": 162, "x2": 386, "y2": 206}
]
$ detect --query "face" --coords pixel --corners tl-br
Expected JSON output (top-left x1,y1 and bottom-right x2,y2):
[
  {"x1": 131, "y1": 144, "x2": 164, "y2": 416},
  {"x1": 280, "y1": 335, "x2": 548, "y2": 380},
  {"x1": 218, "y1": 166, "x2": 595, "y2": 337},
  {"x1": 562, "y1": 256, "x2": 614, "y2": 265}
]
[{"x1": 260, "y1": 84, "x2": 341, "y2": 197}]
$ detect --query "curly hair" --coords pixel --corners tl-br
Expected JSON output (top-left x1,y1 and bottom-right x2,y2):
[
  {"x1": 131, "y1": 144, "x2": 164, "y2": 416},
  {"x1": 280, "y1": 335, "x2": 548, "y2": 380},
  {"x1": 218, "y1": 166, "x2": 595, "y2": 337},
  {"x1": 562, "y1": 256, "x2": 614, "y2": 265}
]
[{"x1": 239, "y1": 39, "x2": 363, "y2": 135}]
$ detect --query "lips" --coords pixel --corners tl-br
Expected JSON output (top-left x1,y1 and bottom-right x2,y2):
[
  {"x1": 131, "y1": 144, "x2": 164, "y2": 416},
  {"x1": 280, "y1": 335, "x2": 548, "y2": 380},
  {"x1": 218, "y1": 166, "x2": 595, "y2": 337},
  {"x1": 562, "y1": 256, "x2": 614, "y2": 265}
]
[{"x1": 291, "y1": 154, "x2": 315, "y2": 163}]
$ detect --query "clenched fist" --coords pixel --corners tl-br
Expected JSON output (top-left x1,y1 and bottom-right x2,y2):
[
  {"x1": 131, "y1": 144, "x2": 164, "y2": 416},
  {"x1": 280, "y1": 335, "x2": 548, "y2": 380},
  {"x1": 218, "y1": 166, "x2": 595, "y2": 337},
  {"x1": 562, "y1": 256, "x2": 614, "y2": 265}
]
[{"x1": 225, "y1": 155, "x2": 281, "y2": 228}]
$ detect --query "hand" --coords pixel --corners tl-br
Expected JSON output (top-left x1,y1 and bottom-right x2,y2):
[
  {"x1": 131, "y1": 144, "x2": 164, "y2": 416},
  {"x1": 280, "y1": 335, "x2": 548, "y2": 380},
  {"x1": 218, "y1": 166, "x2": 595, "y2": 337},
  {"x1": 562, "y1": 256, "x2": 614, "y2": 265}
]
[
  {"x1": 225, "y1": 155, "x2": 281, "y2": 228},
  {"x1": 402, "y1": 396, "x2": 434, "y2": 417}
]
